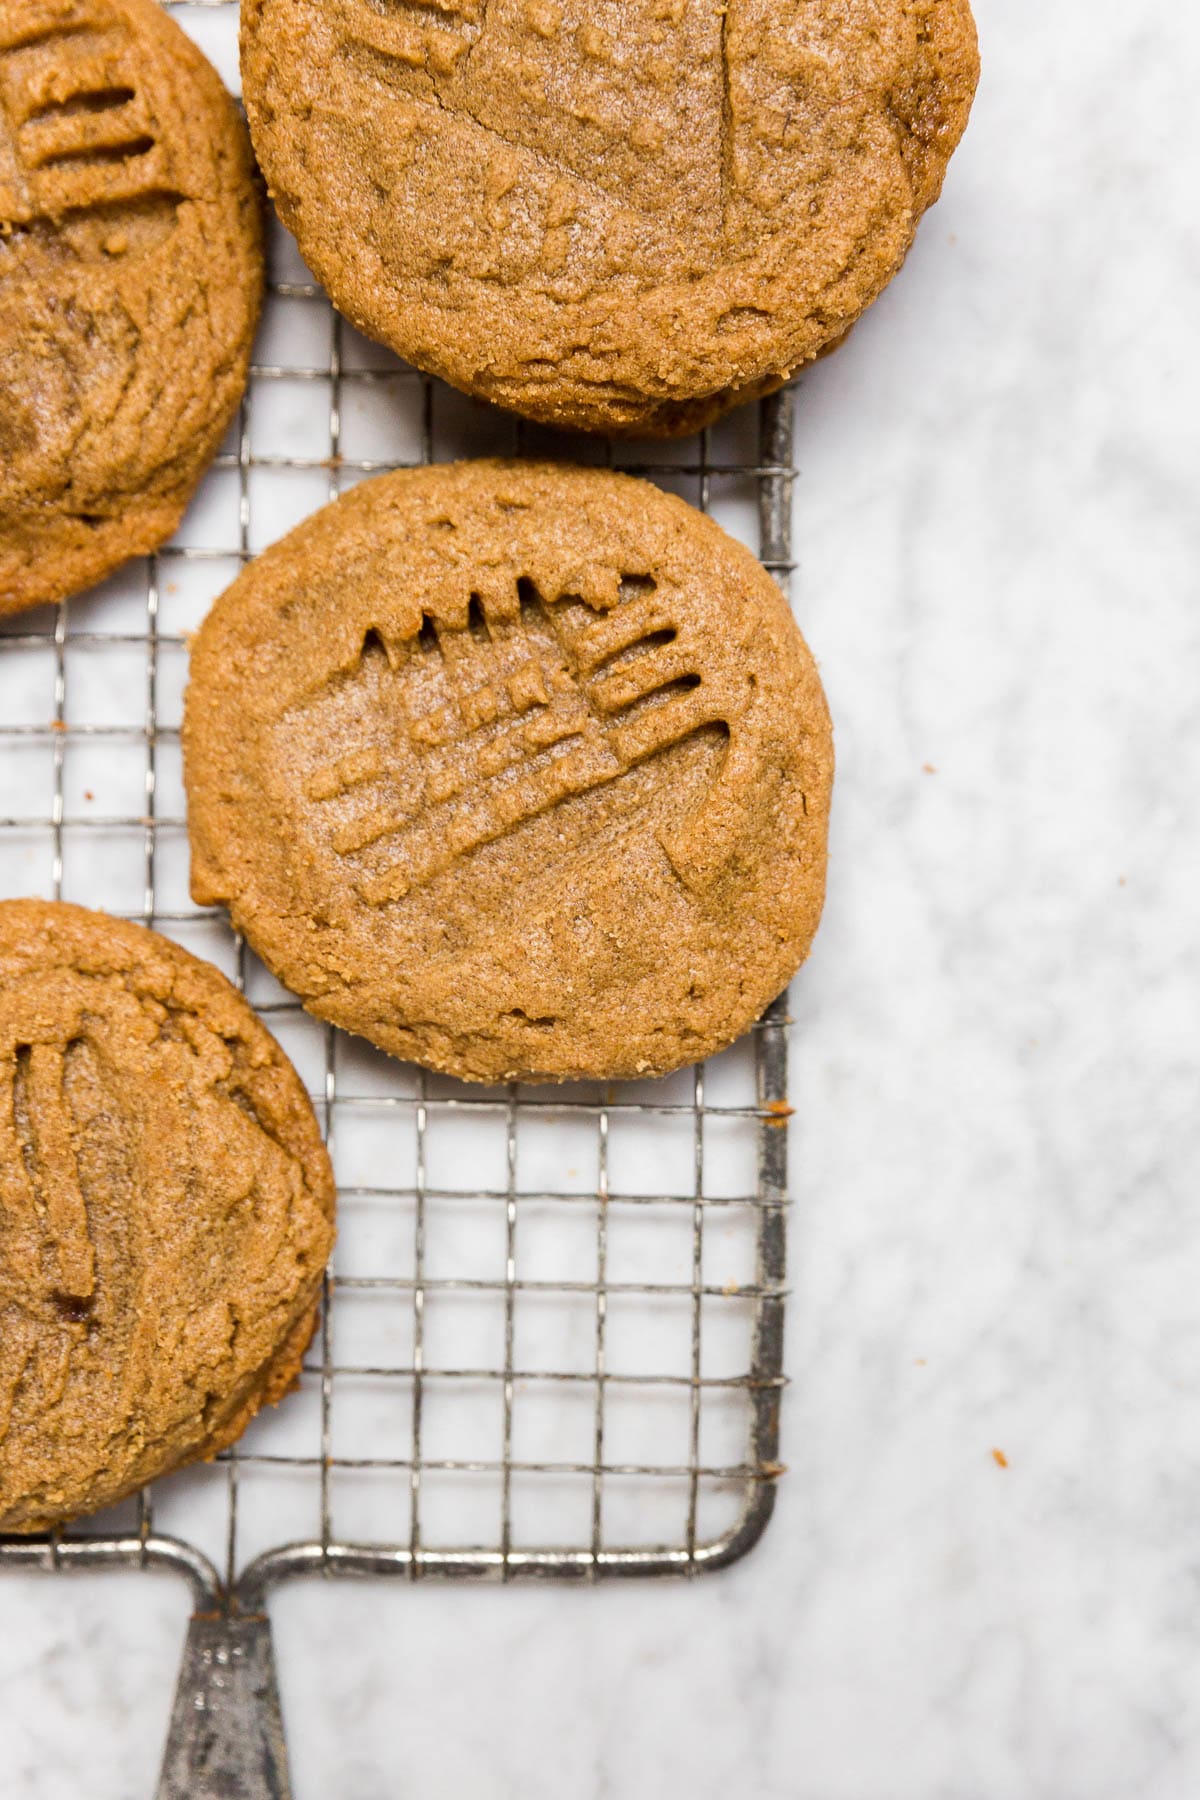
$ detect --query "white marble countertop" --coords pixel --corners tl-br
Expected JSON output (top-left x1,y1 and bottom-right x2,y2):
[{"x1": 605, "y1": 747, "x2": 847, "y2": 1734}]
[{"x1": 4, "y1": 0, "x2": 1200, "y2": 1794}]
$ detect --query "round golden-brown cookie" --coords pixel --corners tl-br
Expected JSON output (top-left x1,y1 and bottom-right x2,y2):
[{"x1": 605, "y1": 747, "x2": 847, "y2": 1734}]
[
  {"x1": 0, "y1": 901, "x2": 335, "y2": 1533},
  {"x1": 183, "y1": 461, "x2": 834, "y2": 1084},
  {"x1": 240, "y1": 0, "x2": 977, "y2": 437},
  {"x1": 0, "y1": 0, "x2": 264, "y2": 619}
]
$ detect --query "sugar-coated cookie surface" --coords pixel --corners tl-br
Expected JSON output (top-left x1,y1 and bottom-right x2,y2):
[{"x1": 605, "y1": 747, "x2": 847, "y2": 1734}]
[
  {"x1": 0, "y1": 0, "x2": 263, "y2": 617},
  {"x1": 184, "y1": 461, "x2": 834, "y2": 1084},
  {"x1": 0, "y1": 902, "x2": 335, "y2": 1533},
  {"x1": 241, "y1": 0, "x2": 977, "y2": 436}
]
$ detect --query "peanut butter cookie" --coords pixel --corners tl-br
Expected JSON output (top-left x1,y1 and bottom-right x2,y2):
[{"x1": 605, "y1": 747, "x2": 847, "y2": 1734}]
[
  {"x1": 241, "y1": 0, "x2": 977, "y2": 436},
  {"x1": 0, "y1": 0, "x2": 264, "y2": 619},
  {"x1": 184, "y1": 461, "x2": 833, "y2": 1084},
  {"x1": 0, "y1": 901, "x2": 335, "y2": 1533}
]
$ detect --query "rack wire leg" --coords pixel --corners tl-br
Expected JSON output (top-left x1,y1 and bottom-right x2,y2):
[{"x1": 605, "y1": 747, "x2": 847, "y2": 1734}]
[{"x1": 156, "y1": 1609, "x2": 291, "y2": 1800}]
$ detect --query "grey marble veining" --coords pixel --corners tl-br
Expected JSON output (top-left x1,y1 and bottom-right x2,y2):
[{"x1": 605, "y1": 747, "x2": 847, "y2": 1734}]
[{"x1": 3, "y1": 0, "x2": 1200, "y2": 1794}]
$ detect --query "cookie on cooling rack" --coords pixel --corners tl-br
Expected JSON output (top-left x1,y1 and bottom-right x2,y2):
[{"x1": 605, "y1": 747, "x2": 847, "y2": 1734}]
[
  {"x1": 240, "y1": 0, "x2": 977, "y2": 437},
  {"x1": 0, "y1": 0, "x2": 263, "y2": 619},
  {"x1": 0, "y1": 901, "x2": 335, "y2": 1534},
  {"x1": 183, "y1": 460, "x2": 834, "y2": 1084}
]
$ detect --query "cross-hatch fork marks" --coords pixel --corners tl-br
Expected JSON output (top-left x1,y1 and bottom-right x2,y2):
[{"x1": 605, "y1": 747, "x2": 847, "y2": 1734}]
[
  {"x1": 342, "y1": 44, "x2": 647, "y2": 226},
  {"x1": 373, "y1": 0, "x2": 491, "y2": 71},
  {"x1": 343, "y1": 1, "x2": 667, "y2": 229},
  {"x1": 16, "y1": 85, "x2": 156, "y2": 178},
  {"x1": 298, "y1": 577, "x2": 730, "y2": 905},
  {"x1": 0, "y1": 19, "x2": 180, "y2": 245},
  {"x1": 6, "y1": 1042, "x2": 96, "y2": 1305},
  {"x1": 718, "y1": 0, "x2": 733, "y2": 236}
]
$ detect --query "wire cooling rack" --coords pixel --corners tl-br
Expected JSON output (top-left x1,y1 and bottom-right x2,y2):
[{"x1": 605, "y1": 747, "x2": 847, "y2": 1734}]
[{"x1": 0, "y1": 3, "x2": 799, "y2": 1791}]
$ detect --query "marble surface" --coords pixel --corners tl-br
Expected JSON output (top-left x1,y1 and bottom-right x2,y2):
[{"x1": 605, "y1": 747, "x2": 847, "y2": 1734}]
[{"x1": 4, "y1": 0, "x2": 1200, "y2": 1794}]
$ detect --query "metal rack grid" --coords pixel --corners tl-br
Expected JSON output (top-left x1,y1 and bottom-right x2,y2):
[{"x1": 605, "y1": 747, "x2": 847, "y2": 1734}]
[
  {"x1": 0, "y1": 371, "x2": 794, "y2": 1599},
  {"x1": 0, "y1": 7, "x2": 800, "y2": 1783}
]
